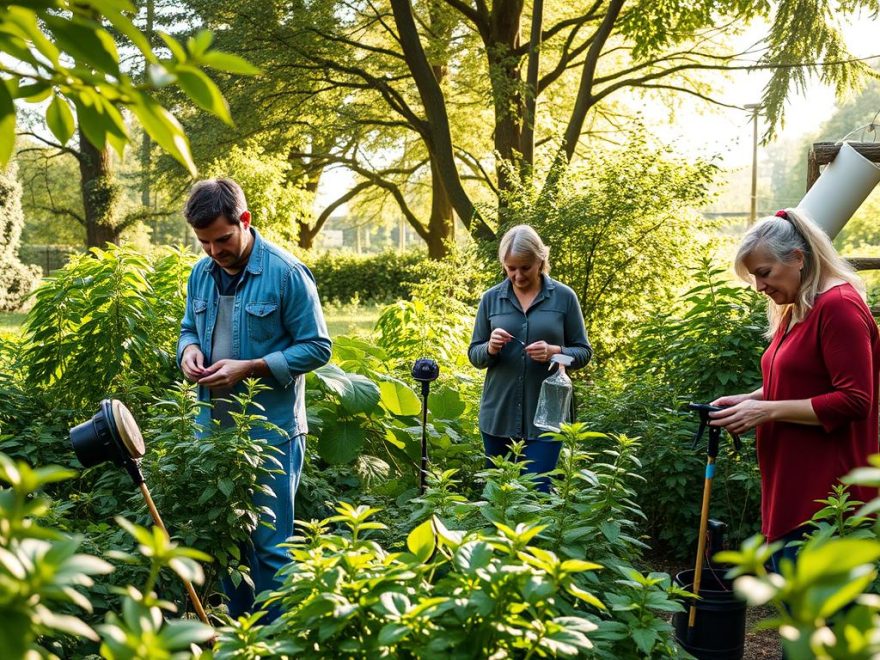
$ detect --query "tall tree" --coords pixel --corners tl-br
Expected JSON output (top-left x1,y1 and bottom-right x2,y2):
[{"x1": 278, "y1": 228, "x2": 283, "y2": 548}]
[{"x1": 168, "y1": 0, "x2": 878, "y2": 257}]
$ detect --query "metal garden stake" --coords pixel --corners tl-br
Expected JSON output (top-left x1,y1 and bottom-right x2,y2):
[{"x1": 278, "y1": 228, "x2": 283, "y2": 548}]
[{"x1": 411, "y1": 358, "x2": 439, "y2": 494}]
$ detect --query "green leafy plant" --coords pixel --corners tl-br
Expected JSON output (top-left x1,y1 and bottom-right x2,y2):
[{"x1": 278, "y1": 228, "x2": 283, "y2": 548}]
[{"x1": 23, "y1": 244, "x2": 196, "y2": 414}]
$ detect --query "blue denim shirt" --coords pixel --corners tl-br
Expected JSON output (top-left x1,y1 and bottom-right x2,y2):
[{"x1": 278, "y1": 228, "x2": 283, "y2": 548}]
[{"x1": 177, "y1": 228, "x2": 332, "y2": 444}]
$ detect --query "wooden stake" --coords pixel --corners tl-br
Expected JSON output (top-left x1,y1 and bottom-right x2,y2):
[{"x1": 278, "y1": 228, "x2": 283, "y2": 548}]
[
  {"x1": 688, "y1": 456, "x2": 715, "y2": 629},
  {"x1": 139, "y1": 482, "x2": 211, "y2": 626}
]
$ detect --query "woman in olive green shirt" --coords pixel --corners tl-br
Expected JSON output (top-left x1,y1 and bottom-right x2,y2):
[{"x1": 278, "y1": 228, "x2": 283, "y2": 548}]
[{"x1": 468, "y1": 225, "x2": 592, "y2": 491}]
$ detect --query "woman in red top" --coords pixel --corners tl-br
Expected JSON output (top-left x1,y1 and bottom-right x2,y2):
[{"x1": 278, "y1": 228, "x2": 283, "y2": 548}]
[{"x1": 711, "y1": 208, "x2": 880, "y2": 565}]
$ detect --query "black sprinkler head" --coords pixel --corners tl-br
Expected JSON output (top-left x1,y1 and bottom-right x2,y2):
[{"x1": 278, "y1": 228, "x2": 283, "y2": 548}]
[
  {"x1": 70, "y1": 399, "x2": 146, "y2": 484},
  {"x1": 411, "y1": 358, "x2": 439, "y2": 382}
]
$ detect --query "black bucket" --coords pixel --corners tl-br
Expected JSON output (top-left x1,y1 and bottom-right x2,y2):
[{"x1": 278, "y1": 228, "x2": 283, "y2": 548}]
[{"x1": 673, "y1": 568, "x2": 746, "y2": 659}]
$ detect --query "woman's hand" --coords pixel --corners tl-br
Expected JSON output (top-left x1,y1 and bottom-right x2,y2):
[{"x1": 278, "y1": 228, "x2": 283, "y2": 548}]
[
  {"x1": 487, "y1": 328, "x2": 515, "y2": 355},
  {"x1": 525, "y1": 341, "x2": 560, "y2": 363},
  {"x1": 709, "y1": 399, "x2": 773, "y2": 435},
  {"x1": 710, "y1": 393, "x2": 753, "y2": 407}
]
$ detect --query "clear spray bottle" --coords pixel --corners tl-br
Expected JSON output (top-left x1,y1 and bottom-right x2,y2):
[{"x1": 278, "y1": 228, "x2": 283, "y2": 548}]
[{"x1": 533, "y1": 353, "x2": 574, "y2": 432}]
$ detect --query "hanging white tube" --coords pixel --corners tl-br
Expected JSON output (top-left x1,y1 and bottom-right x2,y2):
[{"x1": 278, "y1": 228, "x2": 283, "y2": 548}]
[{"x1": 797, "y1": 142, "x2": 880, "y2": 240}]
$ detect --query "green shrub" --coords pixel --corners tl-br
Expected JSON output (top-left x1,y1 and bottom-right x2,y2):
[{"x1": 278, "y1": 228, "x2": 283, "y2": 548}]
[
  {"x1": 303, "y1": 250, "x2": 427, "y2": 304},
  {"x1": 0, "y1": 453, "x2": 212, "y2": 658},
  {"x1": 0, "y1": 166, "x2": 41, "y2": 311},
  {"x1": 23, "y1": 244, "x2": 196, "y2": 415},
  {"x1": 578, "y1": 375, "x2": 761, "y2": 558},
  {"x1": 629, "y1": 256, "x2": 766, "y2": 402},
  {"x1": 718, "y1": 456, "x2": 880, "y2": 658},
  {"x1": 219, "y1": 425, "x2": 689, "y2": 659}
]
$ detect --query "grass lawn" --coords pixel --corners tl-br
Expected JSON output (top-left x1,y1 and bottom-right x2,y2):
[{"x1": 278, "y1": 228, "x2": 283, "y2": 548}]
[
  {"x1": 0, "y1": 305, "x2": 380, "y2": 339},
  {"x1": 0, "y1": 312, "x2": 26, "y2": 336},
  {"x1": 325, "y1": 302, "x2": 381, "y2": 338}
]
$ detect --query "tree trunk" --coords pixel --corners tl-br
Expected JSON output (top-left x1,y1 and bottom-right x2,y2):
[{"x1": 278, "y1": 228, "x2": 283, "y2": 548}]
[
  {"x1": 487, "y1": 0, "x2": 526, "y2": 194},
  {"x1": 425, "y1": 157, "x2": 453, "y2": 259},
  {"x1": 78, "y1": 127, "x2": 121, "y2": 248}
]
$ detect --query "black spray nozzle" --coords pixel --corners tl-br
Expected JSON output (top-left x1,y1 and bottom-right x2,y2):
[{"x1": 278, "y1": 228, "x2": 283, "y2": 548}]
[{"x1": 687, "y1": 402, "x2": 741, "y2": 456}]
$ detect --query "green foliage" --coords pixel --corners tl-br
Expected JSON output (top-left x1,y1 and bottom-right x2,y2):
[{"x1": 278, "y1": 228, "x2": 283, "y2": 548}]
[
  {"x1": 303, "y1": 250, "x2": 428, "y2": 305},
  {"x1": 224, "y1": 504, "x2": 603, "y2": 658},
  {"x1": 630, "y1": 256, "x2": 766, "y2": 401},
  {"x1": 0, "y1": 1, "x2": 257, "y2": 172},
  {"x1": 718, "y1": 454, "x2": 880, "y2": 658},
  {"x1": 578, "y1": 375, "x2": 761, "y2": 558},
  {"x1": 0, "y1": 166, "x2": 41, "y2": 311},
  {"x1": 496, "y1": 141, "x2": 717, "y2": 363},
  {"x1": 219, "y1": 424, "x2": 688, "y2": 658},
  {"x1": 137, "y1": 380, "x2": 282, "y2": 598},
  {"x1": 0, "y1": 454, "x2": 213, "y2": 658},
  {"x1": 23, "y1": 244, "x2": 196, "y2": 413},
  {"x1": 0, "y1": 454, "x2": 111, "y2": 657}
]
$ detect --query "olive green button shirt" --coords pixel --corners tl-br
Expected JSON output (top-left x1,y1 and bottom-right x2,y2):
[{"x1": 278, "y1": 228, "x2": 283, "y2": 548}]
[{"x1": 468, "y1": 275, "x2": 592, "y2": 439}]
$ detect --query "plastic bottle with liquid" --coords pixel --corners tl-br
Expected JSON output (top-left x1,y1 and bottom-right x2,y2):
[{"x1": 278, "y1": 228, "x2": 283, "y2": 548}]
[{"x1": 533, "y1": 353, "x2": 574, "y2": 432}]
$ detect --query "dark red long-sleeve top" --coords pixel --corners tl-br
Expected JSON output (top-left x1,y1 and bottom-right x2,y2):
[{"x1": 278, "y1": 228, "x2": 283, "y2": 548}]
[{"x1": 758, "y1": 283, "x2": 880, "y2": 541}]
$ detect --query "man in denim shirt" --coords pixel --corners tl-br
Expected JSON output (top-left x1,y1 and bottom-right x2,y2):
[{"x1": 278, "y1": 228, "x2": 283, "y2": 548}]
[{"x1": 177, "y1": 178, "x2": 331, "y2": 620}]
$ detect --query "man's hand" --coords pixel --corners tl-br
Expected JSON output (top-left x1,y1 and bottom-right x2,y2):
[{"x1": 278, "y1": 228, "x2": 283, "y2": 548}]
[
  {"x1": 197, "y1": 359, "x2": 254, "y2": 389},
  {"x1": 181, "y1": 345, "x2": 206, "y2": 382}
]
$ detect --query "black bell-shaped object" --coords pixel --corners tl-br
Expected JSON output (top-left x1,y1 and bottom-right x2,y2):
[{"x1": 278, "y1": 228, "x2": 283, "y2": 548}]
[{"x1": 70, "y1": 399, "x2": 146, "y2": 485}]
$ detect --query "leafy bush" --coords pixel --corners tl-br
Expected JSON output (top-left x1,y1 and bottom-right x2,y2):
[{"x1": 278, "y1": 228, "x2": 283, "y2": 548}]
[
  {"x1": 0, "y1": 453, "x2": 212, "y2": 658},
  {"x1": 137, "y1": 380, "x2": 282, "y2": 600},
  {"x1": 579, "y1": 375, "x2": 761, "y2": 558},
  {"x1": 23, "y1": 244, "x2": 196, "y2": 414},
  {"x1": 0, "y1": 166, "x2": 41, "y2": 311},
  {"x1": 303, "y1": 250, "x2": 427, "y2": 304},
  {"x1": 629, "y1": 256, "x2": 766, "y2": 402},
  {"x1": 716, "y1": 457, "x2": 880, "y2": 658},
  {"x1": 220, "y1": 425, "x2": 689, "y2": 659}
]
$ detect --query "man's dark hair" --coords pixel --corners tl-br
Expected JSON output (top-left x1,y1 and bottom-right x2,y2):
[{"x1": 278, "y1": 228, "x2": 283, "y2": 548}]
[{"x1": 184, "y1": 178, "x2": 248, "y2": 229}]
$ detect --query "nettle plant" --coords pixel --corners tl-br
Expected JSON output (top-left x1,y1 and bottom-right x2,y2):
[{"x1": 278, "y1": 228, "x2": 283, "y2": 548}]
[
  {"x1": 0, "y1": 453, "x2": 212, "y2": 659},
  {"x1": 719, "y1": 456, "x2": 880, "y2": 658},
  {"x1": 218, "y1": 424, "x2": 688, "y2": 659},
  {"x1": 137, "y1": 379, "x2": 283, "y2": 602}
]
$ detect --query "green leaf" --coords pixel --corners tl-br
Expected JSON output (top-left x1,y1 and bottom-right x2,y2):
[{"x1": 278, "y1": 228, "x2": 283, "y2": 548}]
[
  {"x1": 317, "y1": 419, "x2": 367, "y2": 464},
  {"x1": 428, "y1": 386, "x2": 465, "y2": 419},
  {"x1": 44, "y1": 15, "x2": 120, "y2": 75},
  {"x1": 406, "y1": 518, "x2": 435, "y2": 562},
  {"x1": 218, "y1": 478, "x2": 234, "y2": 497},
  {"x1": 378, "y1": 622, "x2": 410, "y2": 646},
  {"x1": 46, "y1": 95, "x2": 75, "y2": 145},
  {"x1": 0, "y1": 81, "x2": 15, "y2": 166},
  {"x1": 379, "y1": 379, "x2": 421, "y2": 416},
  {"x1": 201, "y1": 50, "x2": 262, "y2": 75},
  {"x1": 158, "y1": 620, "x2": 214, "y2": 648},
  {"x1": 158, "y1": 32, "x2": 187, "y2": 62},
  {"x1": 175, "y1": 65, "x2": 232, "y2": 125},
  {"x1": 314, "y1": 365, "x2": 380, "y2": 415},
  {"x1": 129, "y1": 92, "x2": 196, "y2": 175}
]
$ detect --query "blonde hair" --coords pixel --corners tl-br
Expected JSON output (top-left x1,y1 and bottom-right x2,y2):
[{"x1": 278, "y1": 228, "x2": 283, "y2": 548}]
[
  {"x1": 498, "y1": 224, "x2": 550, "y2": 274},
  {"x1": 734, "y1": 207, "x2": 865, "y2": 338}
]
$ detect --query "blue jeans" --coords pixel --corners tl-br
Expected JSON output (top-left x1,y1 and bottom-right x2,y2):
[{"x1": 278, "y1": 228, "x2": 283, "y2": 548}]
[
  {"x1": 222, "y1": 434, "x2": 304, "y2": 622},
  {"x1": 768, "y1": 525, "x2": 810, "y2": 574},
  {"x1": 482, "y1": 432, "x2": 562, "y2": 493}
]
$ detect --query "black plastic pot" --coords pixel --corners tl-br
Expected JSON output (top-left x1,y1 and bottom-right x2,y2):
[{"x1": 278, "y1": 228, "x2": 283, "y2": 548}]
[
  {"x1": 70, "y1": 399, "x2": 145, "y2": 484},
  {"x1": 673, "y1": 568, "x2": 746, "y2": 660}
]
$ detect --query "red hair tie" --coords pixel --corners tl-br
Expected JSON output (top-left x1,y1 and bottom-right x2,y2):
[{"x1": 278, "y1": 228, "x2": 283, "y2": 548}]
[{"x1": 775, "y1": 210, "x2": 789, "y2": 219}]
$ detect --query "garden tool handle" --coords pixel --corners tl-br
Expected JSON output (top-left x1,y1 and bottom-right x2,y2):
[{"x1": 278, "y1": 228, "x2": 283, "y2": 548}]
[{"x1": 139, "y1": 483, "x2": 211, "y2": 626}]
